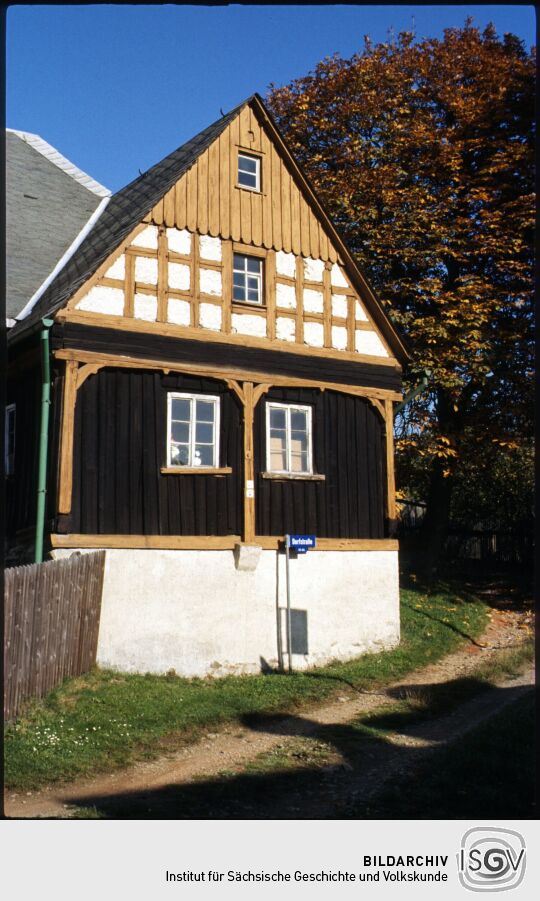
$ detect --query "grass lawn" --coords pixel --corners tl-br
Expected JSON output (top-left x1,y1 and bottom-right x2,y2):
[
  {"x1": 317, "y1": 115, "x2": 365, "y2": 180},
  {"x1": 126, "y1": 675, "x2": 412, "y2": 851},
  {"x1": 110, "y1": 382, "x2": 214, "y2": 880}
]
[{"x1": 5, "y1": 584, "x2": 489, "y2": 791}]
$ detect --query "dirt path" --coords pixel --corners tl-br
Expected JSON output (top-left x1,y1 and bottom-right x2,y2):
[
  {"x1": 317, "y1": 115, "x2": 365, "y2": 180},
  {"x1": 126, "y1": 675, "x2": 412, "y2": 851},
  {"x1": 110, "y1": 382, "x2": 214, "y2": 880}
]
[{"x1": 5, "y1": 605, "x2": 533, "y2": 819}]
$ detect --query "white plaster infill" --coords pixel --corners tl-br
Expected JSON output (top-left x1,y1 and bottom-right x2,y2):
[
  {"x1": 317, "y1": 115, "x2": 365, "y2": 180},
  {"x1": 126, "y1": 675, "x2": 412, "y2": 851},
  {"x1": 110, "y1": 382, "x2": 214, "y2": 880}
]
[
  {"x1": 232, "y1": 312, "x2": 266, "y2": 337},
  {"x1": 275, "y1": 250, "x2": 296, "y2": 278},
  {"x1": 167, "y1": 227, "x2": 191, "y2": 255},
  {"x1": 199, "y1": 234, "x2": 222, "y2": 261},
  {"x1": 167, "y1": 298, "x2": 191, "y2": 325},
  {"x1": 76, "y1": 285, "x2": 124, "y2": 316}
]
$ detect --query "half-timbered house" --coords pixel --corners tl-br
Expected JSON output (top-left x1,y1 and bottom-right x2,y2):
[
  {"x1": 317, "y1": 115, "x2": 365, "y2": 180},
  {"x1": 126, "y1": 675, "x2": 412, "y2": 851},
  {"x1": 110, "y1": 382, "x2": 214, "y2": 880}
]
[{"x1": 6, "y1": 94, "x2": 408, "y2": 676}]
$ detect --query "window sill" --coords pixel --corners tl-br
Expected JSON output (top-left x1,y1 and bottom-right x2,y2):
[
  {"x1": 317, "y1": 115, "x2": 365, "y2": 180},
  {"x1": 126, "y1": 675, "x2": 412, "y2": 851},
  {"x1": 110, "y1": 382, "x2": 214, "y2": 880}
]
[
  {"x1": 161, "y1": 467, "x2": 232, "y2": 475},
  {"x1": 261, "y1": 472, "x2": 326, "y2": 482},
  {"x1": 232, "y1": 301, "x2": 266, "y2": 313},
  {"x1": 234, "y1": 184, "x2": 265, "y2": 195}
]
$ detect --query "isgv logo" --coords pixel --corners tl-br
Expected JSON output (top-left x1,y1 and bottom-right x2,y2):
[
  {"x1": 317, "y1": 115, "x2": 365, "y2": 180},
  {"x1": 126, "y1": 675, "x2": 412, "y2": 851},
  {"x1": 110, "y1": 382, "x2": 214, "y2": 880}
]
[{"x1": 458, "y1": 827, "x2": 526, "y2": 892}]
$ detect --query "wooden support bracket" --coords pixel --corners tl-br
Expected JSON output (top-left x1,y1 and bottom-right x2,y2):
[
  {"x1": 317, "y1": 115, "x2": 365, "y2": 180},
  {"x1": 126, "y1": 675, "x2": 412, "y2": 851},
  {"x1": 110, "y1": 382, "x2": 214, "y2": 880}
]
[{"x1": 58, "y1": 360, "x2": 79, "y2": 515}]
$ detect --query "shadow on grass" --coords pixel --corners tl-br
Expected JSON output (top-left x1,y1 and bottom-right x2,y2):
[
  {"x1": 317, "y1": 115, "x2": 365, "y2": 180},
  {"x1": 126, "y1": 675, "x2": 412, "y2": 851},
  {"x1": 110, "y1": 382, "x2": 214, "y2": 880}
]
[
  {"x1": 401, "y1": 600, "x2": 486, "y2": 647},
  {"x1": 60, "y1": 681, "x2": 534, "y2": 821}
]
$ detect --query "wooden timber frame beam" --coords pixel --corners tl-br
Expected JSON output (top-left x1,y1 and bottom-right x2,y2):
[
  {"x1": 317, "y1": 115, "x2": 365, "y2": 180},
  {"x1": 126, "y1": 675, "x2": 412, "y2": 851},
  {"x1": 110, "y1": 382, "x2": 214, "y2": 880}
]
[
  {"x1": 226, "y1": 379, "x2": 271, "y2": 543},
  {"x1": 384, "y1": 398, "x2": 397, "y2": 536},
  {"x1": 57, "y1": 361, "x2": 108, "y2": 514},
  {"x1": 54, "y1": 349, "x2": 400, "y2": 536}
]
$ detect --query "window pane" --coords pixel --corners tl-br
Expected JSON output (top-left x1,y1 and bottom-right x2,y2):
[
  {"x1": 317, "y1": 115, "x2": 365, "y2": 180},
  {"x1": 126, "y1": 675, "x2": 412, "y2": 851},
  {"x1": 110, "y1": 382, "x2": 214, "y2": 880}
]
[
  {"x1": 291, "y1": 431, "x2": 308, "y2": 455},
  {"x1": 196, "y1": 400, "x2": 215, "y2": 422},
  {"x1": 171, "y1": 421, "x2": 189, "y2": 444},
  {"x1": 171, "y1": 398, "x2": 190, "y2": 421},
  {"x1": 291, "y1": 410, "x2": 308, "y2": 431},
  {"x1": 233, "y1": 254, "x2": 246, "y2": 271},
  {"x1": 240, "y1": 156, "x2": 257, "y2": 174},
  {"x1": 238, "y1": 170, "x2": 256, "y2": 188},
  {"x1": 247, "y1": 276, "x2": 259, "y2": 290},
  {"x1": 233, "y1": 272, "x2": 245, "y2": 287},
  {"x1": 171, "y1": 444, "x2": 189, "y2": 466},
  {"x1": 195, "y1": 422, "x2": 214, "y2": 443},
  {"x1": 290, "y1": 453, "x2": 308, "y2": 473},
  {"x1": 270, "y1": 451, "x2": 286, "y2": 469},
  {"x1": 269, "y1": 408, "x2": 286, "y2": 429},
  {"x1": 233, "y1": 284, "x2": 246, "y2": 301},
  {"x1": 247, "y1": 289, "x2": 260, "y2": 303},
  {"x1": 195, "y1": 445, "x2": 214, "y2": 466},
  {"x1": 247, "y1": 257, "x2": 261, "y2": 273}
]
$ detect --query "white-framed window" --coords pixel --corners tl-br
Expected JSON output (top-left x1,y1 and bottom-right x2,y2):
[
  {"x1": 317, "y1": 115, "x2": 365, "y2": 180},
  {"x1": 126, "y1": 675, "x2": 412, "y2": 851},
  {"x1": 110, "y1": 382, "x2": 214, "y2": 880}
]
[
  {"x1": 266, "y1": 402, "x2": 313, "y2": 474},
  {"x1": 5, "y1": 404, "x2": 15, "y2": 476},
  {"x1": 167, "y1": 393, "x2": 220, "y2": 468},
  {"x1": 233, "y1": 253, "x2": 264, "y2": 304},
  {"x1": 237, "y1": 152, "x2": 261, "y2": 191}
]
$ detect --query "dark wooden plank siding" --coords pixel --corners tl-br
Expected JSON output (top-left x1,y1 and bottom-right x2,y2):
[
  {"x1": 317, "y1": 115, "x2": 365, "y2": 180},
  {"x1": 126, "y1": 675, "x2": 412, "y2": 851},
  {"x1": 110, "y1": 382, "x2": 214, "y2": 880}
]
[
  {"x1": 5, "y1": 364, "x2": 41, "y2": 540},
  {"x1": 254, "y1": 387, "x2": 386, "y2": 538},
  {"x1": 67, "y1": 368, "x2": 243, "y2": 536},
  {"x1": 53, "y1": 321, "x2": 402, "y2": 392}
]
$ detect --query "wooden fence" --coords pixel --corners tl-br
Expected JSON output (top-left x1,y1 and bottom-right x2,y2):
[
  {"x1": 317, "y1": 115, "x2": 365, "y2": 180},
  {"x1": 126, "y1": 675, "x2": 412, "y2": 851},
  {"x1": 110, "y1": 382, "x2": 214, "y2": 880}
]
[
  {"x1": 4, "y1": 551, "x2": 106, "y2": 722},
  {"x1": 397, "y1": 500, "x2": 533, "y2": 566}
]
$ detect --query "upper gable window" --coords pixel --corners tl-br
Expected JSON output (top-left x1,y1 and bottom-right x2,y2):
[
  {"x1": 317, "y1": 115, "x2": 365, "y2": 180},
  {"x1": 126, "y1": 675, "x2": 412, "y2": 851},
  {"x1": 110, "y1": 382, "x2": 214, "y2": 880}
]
[
  {"x1": 237, "y1": 152, "x2": 260, "y2": 191},
  {"x1": 233, "y1": 254, "x2": 263, "y2": 304}
]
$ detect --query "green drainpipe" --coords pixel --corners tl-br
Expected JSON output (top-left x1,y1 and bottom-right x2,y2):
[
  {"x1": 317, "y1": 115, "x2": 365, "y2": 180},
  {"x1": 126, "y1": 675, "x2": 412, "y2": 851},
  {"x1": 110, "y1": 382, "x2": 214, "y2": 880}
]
[{"x1": 35, "y1": 318, "x2": 54, "y2": 563}]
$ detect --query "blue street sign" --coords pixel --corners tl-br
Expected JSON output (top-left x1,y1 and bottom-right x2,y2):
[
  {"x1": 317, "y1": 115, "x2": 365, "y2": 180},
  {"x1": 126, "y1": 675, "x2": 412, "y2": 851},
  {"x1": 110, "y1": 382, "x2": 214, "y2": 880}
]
[{"x1": 287, "y1": 534, "x2": 316, "y2": 554}]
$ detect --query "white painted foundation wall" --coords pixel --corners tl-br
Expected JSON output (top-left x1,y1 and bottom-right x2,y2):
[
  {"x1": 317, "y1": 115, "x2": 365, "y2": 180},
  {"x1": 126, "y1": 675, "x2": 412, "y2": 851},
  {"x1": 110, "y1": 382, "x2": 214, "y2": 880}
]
[{"x1": 52, "y1": 548, "x2": 400, "y2": 677}]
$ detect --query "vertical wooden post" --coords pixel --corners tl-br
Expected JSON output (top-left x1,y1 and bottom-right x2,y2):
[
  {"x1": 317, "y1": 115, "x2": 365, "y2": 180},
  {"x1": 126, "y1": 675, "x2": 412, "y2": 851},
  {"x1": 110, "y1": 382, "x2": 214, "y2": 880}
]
[
  {"x1": 157, "y1": 226, "x2": 168, "y2": 322},
  {"x1": 222, "y1": 239, "x2": 233, "y2": 334},
  {"x1": 323, "y1": 262, "x2": 332, "y2": 348},
  {"x1": 58, "y1": 360, "x2": 79, "y2": 515},
  {"x1": 384, "y1": 398, "x2": 397, "y2": 536},
  {"x1": 347, "y1": 296, "x2": 356, "y2": 352},
  {"x1": 265, "y1": 249, "x2": 276, "y2": 340},
  {"x1": 233, "y1": 381, "x2": 271, "y2": 545},
  {"x1": 295, "y1": 255, "x2": 304, "y2": 345},
  {"x1": 243, "y1": 381, "x2": 256, "y2": 544},
  {"x1": 124, "y1": 253, "x2": 135, "y2": 318},
  {"x1": 191, "y1": 231, "x2": 200, "y2": 328}
]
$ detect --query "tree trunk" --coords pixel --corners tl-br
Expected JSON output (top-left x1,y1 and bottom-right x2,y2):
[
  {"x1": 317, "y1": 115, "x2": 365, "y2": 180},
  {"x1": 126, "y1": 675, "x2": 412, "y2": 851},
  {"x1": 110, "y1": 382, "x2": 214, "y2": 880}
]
[{"x1": 415, "y1": 458, "x2": 454, "y2": 580}]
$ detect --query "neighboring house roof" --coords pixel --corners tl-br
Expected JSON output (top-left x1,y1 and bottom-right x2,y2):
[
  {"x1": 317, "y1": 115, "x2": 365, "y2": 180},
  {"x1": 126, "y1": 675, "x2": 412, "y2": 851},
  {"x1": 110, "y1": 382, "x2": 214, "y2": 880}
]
[
  {"x1": 8, "y1": 95, "x2": 408, "y2": 361},
  {"x1": 9, "y1": 102, "x2": 244, "y2": 336},
  {"x1": 6, "y1": 129, "x2": 111, "y2": 320}
]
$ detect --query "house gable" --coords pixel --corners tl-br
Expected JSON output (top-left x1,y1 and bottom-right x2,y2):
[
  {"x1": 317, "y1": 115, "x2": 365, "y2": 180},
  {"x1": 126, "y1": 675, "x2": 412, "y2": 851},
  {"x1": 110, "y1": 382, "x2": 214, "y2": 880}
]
[
  {"x1": 61, "y1": 99, "x2": 401, "y2": 365},
  {"x1": 16, "y1": 96, "x2": 406, "y2": 366}
]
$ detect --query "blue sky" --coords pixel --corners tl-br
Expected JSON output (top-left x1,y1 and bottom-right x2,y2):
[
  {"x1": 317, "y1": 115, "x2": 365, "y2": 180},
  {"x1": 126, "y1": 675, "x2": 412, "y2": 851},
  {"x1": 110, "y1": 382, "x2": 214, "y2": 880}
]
[{"x1": 7, "y1": 5, "x2": 536, "y2": 193}]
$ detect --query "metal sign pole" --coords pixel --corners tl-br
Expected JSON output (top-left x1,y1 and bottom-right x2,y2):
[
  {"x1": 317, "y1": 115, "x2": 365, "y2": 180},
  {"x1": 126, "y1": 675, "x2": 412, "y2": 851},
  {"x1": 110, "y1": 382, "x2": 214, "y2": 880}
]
[{"x1": 285, "y1": 534, "x2": 293, "y2": 674}]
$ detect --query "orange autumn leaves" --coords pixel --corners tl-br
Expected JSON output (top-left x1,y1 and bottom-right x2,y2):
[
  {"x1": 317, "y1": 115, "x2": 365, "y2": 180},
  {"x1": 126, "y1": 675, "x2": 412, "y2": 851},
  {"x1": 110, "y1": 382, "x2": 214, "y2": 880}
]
[{"x1": 267, "y1": 22, "x2": 534, "y2": 480}]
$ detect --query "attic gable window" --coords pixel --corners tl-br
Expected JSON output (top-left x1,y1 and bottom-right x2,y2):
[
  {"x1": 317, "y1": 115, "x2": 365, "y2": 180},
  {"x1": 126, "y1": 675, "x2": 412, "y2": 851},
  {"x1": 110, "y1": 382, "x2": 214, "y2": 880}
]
[
  {"x1": 233, "y1": 253, "x2": 263, "y2": 304},
  {"x1": 237, "y1": 152, "x2": 260, "y2": 191},
  {"x1": 167, "y1": 393, "x2": 220, "y2": 468}
]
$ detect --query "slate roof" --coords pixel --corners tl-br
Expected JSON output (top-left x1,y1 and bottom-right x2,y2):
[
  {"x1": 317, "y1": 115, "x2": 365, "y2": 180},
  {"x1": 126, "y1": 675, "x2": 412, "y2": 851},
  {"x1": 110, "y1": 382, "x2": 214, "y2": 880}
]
[
  {"x1": 10, "y1": 101, "x2": 245, "y2": 337},
  {"x1": 6, "y1": 129, "x2": 110, "y2": 319}
]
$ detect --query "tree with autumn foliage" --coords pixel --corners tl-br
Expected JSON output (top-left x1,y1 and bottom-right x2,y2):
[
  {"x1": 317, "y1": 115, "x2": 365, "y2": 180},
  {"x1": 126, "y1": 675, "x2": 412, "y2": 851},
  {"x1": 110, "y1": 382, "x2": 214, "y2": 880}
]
[{"x1": 267, "y1": 21, "x2": 534, "y2": 574}]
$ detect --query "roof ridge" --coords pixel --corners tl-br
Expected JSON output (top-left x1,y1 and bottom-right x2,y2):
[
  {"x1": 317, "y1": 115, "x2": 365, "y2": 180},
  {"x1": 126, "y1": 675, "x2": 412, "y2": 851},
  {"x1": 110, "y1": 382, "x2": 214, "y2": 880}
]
[
  {"x1": 107, "y1": 97, "x2": 251, "y2": 200},
  {"x1": 6, "y1": 128, "x2": 111, "y2": 198}
]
